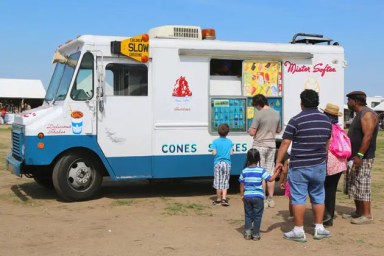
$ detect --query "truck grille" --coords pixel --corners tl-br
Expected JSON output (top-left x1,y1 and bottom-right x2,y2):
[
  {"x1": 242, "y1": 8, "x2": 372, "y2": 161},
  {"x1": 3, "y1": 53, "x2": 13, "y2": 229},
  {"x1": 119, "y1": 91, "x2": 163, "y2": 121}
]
[{"x1": 11, "y1": 124, "x2": 24, "y2": 161}]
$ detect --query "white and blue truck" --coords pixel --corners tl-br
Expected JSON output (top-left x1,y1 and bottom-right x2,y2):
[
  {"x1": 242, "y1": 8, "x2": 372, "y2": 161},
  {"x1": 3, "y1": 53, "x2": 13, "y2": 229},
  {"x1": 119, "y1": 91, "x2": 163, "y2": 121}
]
[{"x1": 6, "y1": 26, "x2": 346, "y2": 201}]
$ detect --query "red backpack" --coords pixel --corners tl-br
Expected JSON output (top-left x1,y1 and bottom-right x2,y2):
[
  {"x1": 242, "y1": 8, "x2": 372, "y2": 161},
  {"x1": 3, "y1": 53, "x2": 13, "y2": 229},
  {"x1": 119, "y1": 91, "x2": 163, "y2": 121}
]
[{"x1": 329, "y1": 124, "x2": 352, "y2": 158}]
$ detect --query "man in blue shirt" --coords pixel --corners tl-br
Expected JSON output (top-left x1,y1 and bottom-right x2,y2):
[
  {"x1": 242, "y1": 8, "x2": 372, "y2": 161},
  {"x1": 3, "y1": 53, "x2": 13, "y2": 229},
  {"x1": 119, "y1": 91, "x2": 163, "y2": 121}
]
[{"x1": 274, "y1": 89, "x2": 332, "y2": 242}]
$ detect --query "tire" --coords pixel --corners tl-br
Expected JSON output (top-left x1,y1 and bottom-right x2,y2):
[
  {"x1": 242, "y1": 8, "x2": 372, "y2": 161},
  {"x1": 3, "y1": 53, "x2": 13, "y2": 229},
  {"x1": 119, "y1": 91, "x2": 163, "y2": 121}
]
[
  {"x1": 33, "y1": 172, "x2": 54, "y2": 189},
  {"x1": 52, "y1": 151, "x2": 103, "y2": 201}
]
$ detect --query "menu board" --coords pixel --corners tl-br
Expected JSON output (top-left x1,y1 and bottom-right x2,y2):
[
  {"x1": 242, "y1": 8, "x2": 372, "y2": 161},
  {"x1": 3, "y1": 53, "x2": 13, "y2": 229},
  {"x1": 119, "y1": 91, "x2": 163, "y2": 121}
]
[
  {"x1": 246, "y1": 97, "x2": 283, "y2": 129},
  {"x1": 211, "y1": 98, "x2": 246, "y2": 133},
  {"x1": 242, "y1": 61, "x2": 282, "y2": 97}
]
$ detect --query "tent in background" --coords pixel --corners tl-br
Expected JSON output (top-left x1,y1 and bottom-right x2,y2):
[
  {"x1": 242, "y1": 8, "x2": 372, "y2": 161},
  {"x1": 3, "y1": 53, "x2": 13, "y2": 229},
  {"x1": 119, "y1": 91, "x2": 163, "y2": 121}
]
[{"x1": 0, "y1": 78, "x2": 46, "y2": 124}]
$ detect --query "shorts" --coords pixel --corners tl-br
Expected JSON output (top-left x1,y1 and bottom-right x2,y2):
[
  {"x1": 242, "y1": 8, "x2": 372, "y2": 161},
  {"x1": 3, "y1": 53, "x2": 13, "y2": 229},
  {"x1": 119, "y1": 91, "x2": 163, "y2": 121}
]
[
  {"x1": 213, "y1": 161, "x2": 231, "y2": 190},
  {"x1": 288, "y1": 162, "x2": 326, "y2": 205},
  {"x1": 344, "y1": 159, "x2": 373, "y2": 201},
  {"x1": 254, "y1": 146, "x2": 275, "y2": 175}
]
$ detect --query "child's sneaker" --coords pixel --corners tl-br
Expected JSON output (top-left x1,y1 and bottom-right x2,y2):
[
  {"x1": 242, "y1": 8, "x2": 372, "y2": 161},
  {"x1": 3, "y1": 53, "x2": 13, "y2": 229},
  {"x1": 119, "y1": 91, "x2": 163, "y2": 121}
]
[
  {"x1": 252, "y1": 234, "x2": 261, "y2": 241},
  {"x1": 212, "y1": 200, "x2": 221, "y2": 205},
  {"x1": 314, "y1": 228, "x2": 331, "y2": 240},
  {"x1": 283, "y1": 229, "x2": 307, "y2": 243},
  {"x1": 244, "y1": 230, "x2": 252, "y2": 240},
  {"x1": 267, "y1": 197, "x2": 275, "y2": 208},
  {"x1": 221, "y1": 199, "x2": 230, "y2": 206}
]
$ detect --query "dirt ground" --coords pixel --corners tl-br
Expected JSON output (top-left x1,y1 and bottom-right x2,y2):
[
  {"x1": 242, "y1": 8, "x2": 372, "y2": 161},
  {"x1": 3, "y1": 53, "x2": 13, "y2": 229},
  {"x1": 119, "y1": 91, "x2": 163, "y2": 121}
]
[{"x1": 1, "y1": 126, "x2": 383, "y2": 256}]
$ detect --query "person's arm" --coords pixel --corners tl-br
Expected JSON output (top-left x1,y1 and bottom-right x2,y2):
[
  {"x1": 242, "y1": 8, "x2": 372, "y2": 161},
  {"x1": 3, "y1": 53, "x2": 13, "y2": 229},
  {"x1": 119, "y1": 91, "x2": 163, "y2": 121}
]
[
  {"x1": 248, "y1": 127, "x2": 256, "y2": 136},
  {"x1": 268, "y1": 168, "x2": 282, "y2": 182},
  {"x1": 276, "y1": 118, "x2": 282, "y2": 133},
  {"x1": 239, "y1": 182, "x2": 245, "y2": 202},
  {"x1": 353, "y1": 111, "x2": 378, "y2": 168},
  {"x1": 279, "y1": 160, "x2": 289, "y2": 189},
  {"x1": 212, "y1": 149, "x2": 217, "y2": 156},
  {"x1": 274, "y1": 139, "x2": 291, "y2": 173},
  {"x1": 230, "y1": 148, "x2": 234, "y2": 155}
]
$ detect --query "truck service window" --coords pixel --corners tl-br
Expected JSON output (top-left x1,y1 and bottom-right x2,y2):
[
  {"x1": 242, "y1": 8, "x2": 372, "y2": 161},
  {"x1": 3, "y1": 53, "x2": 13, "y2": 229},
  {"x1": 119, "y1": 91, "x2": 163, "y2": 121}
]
[
  {"x1": 70, "y1": 52, "x2": 94, "y2": 101},
  {"x1": 210, "y1": 59, "x2": 242, "y2": 76},
  {"x1": 105, "y1": 64, "x2": 148, "y2": 96}
]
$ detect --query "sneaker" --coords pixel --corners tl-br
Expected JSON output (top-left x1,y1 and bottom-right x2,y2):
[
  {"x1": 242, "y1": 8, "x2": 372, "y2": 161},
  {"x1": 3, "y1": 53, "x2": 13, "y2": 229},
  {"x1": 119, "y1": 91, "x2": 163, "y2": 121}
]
[
  {"x1": 244, "y1": 230, "x2": 252, "y2": 240},
  {"x1": 267, "y1": 197, "x2": 275, "y2": 208},
  {"x1": 212, "y1": 200, "x2": 221, "y2": 205},
  {"x1": 221, "y1": 199, "x2": 230, "y2": 207},
  {"x1": 314, "y1": 228, "x2": 331, "y2": 240},
  {"x1": 342, "y1": 212, "x2": 360, "y2": 219},
  {"x1": 264, "y1": 200, "x2": 269, "y2": 208},
  {"x1": 350, "y1": 216, "x2": 373, "y2": 225},
  {"x1": 283, "y1": 229, "x2": 307, "y2": 243},
  {"x1": 252, "y1": 234, "x2": 261, "y2": 241}
]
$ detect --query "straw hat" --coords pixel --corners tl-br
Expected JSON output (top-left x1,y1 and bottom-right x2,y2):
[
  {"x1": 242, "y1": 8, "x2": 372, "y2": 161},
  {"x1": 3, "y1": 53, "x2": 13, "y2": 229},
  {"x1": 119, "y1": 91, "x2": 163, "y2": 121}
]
[{"x1": 321, "y1": 103, "x2": 343, "y2": 117}]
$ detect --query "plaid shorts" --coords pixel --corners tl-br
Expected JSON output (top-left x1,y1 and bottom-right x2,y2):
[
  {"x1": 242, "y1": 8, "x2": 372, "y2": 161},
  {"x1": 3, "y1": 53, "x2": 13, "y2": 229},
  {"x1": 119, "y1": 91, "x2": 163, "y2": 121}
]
[
  {"x1": 254, "y1": 146, "x2": 276, "y2": 175},
  {"x1": 344, "y1": 159, "x2": 374, "y2": 201},
  {"x1": 213, "y1": 161, "x2": 231, "y2": 190}
]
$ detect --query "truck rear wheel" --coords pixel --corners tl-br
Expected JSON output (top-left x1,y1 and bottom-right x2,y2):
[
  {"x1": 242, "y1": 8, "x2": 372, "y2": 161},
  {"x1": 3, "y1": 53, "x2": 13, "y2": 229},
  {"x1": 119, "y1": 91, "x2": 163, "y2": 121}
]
[{"x1": 52, "y1": 151, "x2": 103, "y2": 201}]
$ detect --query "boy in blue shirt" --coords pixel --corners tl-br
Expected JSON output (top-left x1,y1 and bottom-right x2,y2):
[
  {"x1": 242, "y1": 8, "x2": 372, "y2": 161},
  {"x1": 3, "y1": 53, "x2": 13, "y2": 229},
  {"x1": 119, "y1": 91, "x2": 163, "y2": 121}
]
[{"x1": 211, "y1": 123, "x2": 234, "y2": 206}]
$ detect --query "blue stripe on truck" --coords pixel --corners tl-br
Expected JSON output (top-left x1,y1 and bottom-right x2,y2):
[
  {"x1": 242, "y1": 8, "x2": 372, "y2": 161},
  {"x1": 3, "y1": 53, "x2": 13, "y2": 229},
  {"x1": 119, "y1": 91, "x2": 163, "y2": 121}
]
[{"x1": 21, "y1": 135, "x2": 246, "y2": 179}]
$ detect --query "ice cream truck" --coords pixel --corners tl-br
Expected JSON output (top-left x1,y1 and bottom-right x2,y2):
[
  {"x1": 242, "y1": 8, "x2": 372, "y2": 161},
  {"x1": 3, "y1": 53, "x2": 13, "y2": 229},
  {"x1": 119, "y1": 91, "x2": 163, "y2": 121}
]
[{"x1": 6, "y1": 26, "x2": 346, "y2": 201}]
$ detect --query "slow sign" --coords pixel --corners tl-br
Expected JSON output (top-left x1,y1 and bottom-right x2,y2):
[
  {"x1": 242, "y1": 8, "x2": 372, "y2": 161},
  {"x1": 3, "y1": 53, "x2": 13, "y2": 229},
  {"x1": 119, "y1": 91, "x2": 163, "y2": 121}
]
[{"x1": 120, "y1": 34, "x2": 149, "y2": 63}]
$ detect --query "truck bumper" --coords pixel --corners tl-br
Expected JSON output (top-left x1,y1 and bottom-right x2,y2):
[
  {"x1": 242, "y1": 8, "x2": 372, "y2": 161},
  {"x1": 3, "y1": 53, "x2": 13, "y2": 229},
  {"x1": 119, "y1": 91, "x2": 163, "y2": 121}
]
[{"x1": 6, "y1": 153, "x2": 23, "y2": 176}]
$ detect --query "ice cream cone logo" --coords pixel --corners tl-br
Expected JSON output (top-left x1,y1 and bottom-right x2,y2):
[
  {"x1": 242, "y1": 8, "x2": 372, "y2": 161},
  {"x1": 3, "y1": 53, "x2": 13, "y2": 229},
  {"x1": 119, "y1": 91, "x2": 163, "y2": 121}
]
[{"x1": 172, "y1": 76, "x2": 192, "y2": 97}]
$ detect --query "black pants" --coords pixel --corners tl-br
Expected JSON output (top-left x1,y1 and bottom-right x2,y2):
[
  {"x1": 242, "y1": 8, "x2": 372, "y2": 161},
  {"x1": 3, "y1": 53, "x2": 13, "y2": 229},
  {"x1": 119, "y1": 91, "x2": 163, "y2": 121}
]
[{"x1": 324, "y1": 172, "x2": 342, "y2": 219}]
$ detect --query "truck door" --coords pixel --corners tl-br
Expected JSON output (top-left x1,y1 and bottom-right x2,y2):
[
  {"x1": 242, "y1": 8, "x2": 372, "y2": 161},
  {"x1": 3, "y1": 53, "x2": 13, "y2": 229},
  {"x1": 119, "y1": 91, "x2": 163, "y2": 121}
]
[{"x1": 97, "y1": 57, "x2": 152, "y2": 179}]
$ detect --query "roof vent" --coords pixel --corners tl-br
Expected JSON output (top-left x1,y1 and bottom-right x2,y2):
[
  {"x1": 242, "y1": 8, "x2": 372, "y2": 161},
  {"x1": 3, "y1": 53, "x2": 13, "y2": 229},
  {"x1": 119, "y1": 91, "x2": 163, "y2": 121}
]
[
  {"x1": 149, "y1": 25, "x2": 202, "y2": 40},
  {"x1": 291, "y1": 33, "x2": 334, "y2": 45}
]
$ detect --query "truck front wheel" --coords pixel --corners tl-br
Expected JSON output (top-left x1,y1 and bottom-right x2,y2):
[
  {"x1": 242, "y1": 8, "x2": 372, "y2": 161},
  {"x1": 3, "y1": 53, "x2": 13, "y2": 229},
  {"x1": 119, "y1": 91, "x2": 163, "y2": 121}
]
[{"x1": 52, "y1": 152, "x2": 103, "y2": 201}]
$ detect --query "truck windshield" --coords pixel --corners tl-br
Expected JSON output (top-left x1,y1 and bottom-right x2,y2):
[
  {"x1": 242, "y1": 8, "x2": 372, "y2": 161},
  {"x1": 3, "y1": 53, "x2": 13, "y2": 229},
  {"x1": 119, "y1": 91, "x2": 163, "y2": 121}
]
[{"x1": 45, "y1": 52, "x2": 81, "y2": 102}]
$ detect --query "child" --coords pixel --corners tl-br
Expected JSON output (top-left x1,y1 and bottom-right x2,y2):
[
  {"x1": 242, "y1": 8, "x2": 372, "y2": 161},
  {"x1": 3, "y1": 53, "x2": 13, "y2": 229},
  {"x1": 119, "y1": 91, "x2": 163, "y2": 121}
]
[
  {"x1": 279, "y1": 152, "x2": 293, "y2": 221},
  {"x1": 211, "y1": 123, "x2": 234, "y2": 206},
  {"x1": 239, "y1": 148, "x2": 281, "y2": 240}
]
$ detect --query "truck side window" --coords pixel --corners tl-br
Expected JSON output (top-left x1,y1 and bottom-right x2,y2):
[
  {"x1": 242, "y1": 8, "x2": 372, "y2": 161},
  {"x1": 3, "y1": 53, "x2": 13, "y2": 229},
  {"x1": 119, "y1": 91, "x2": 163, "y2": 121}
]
[
  {"x1": 70, "y1": 52, "x2": 94, "y2": 101},
  {"x1": 105, "y1": 63, "x2": 148, "y2": 96}
]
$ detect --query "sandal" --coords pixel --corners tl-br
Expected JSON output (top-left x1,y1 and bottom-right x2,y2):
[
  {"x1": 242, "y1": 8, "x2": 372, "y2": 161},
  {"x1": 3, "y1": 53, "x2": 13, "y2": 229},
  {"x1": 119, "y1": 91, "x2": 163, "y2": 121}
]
[
  {"x1": 221, "y1": 199, "x2": 230, "y2": 206},
  {"x1": 212, "y1": 200, "x2": 221, "y2": 205}
]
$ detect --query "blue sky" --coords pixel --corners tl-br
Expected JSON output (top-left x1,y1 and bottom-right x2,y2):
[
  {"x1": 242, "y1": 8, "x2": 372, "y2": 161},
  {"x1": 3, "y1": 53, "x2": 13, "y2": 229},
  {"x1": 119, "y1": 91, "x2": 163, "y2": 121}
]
[{"x1": 0, "y1": 0, "x2": 383, "y2": 97}]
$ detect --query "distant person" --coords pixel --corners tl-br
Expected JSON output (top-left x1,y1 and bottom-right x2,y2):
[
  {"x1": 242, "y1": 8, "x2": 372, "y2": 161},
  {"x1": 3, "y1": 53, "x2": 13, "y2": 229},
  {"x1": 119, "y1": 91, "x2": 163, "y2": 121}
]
[
  {"x1": 239, "y1": 148, "x2": 281, "y2": 240},
  {"x1": 343, "y1": 91, "x2": 378, "y2": 224},
  {"x1": 274, "y1": 89, "x2": 332, "y2": 242},
  {"x1": 321, "y1": 103, "x2": 349, "y2": 226},
  {"x1": 248, "y1": 94, "x2": 281, "y2": 208},
  {"x1": 1, "y1": 105, "x2": 6, "y2": 124},
  {"x1": 211, "y1": 123, "x2": 234, "y2": 206}
]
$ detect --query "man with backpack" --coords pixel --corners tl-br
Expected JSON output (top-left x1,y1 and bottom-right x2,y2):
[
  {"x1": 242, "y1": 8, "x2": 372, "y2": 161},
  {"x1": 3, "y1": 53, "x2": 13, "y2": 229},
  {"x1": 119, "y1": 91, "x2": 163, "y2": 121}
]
[{"x1": 343, "y1": 91, "x2": 379, "y2": 225}]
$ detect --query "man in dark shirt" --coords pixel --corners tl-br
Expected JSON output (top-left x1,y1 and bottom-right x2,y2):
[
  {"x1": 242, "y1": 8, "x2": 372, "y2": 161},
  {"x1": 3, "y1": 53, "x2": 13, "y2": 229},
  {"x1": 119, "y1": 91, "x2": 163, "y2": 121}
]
[
  {"x1": 275, "y1": 89, "x2": 332, "y2": 242},
  {"x1": 343, "y1": 91, "x2": 378, "y2": 224}
]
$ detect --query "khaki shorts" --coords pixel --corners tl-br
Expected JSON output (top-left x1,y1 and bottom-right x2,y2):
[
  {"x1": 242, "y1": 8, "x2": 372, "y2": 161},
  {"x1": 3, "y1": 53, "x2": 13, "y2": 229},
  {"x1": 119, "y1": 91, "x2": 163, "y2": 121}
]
[{"x1": 254, "y1": 146, "x2": 276, "y2": 175}]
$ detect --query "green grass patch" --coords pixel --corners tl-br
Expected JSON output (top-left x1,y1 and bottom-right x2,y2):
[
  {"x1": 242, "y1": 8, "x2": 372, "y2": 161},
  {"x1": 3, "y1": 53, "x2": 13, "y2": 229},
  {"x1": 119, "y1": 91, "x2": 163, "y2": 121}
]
[
  {"x1": 164, "y1": 202, "x2": 209, "y2": 215},
  {"x1": 111, "y1": 199, "x2": 136, "y2": 206}
]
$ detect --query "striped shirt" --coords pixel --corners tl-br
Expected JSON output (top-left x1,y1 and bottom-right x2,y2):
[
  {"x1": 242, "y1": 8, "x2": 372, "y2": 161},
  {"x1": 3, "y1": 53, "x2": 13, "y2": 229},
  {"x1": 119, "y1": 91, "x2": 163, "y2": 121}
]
[
  {"x1": 283, "y1": 108, "x2": 331, "y2": 169},
  {"x1": 239, "y1": 166, "x2": 271, "y2": 199}
]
